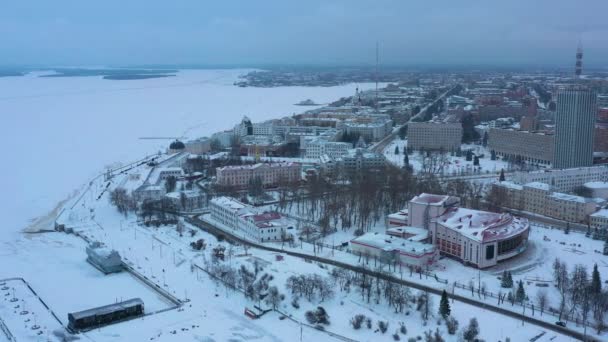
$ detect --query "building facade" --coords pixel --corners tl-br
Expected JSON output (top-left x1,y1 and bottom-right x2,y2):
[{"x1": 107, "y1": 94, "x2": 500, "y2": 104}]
[
  {"x1": 216, "y1": 162, "x2": 301, "y2": 188},
  {"x1": 305, "y1": 139, "x2": 351, "y2": 159},
  {"x1": 488, "y1": 128, "x2": 554, "y2": 165},
  {"x1": 209, "y1": 197, "x2": 292, "y2": 242},
  {"x1": 554, "y1": 88, "x2": 597, "y2": 168},
  {"x1": 512, "y1": 166, "x2": 608, "y2": 193},
  {"x1": 407, "y1": 122, "x2": 463, "y2": 151}
]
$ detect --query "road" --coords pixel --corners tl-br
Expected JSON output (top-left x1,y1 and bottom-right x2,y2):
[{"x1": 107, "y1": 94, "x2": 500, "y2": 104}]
[
  {"x1": 370, "y1": 84, "x2": 460, "y2": 153},
  {"x1": 186, "y1": 215, "x2": 598, "y2": 342}
]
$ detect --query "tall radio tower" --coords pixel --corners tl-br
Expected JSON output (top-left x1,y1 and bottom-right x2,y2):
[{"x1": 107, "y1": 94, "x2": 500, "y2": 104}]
[
  {"x1": 575, "y1": 40, "x2": 583, "y2": 79},
  {"x1": 375, "y1": 41, "x2": 379, "y2": 110}
]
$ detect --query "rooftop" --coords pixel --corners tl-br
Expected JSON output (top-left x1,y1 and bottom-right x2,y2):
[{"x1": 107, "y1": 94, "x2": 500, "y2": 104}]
[
  {"x1": 351, "y1": 232, "x2": 436, "y2": 257},
  {"x1": 524, "y1": 182, "x2": 550, "y2": 191},
  {"x1": 585, "y1": 181, "x2": 608, "y2": 189},
  {"x1": 410, "y1": 193, "x2": 455, "y2": 206},
  {"x1": 436, "y1": 207, "x2": 529, "y2": 243},
  {"x1": 590, "y1": 209, "x2": 608, "y2": 218}
]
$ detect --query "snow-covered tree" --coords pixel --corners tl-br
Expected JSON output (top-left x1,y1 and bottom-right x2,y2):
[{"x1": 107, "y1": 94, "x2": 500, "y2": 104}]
[{"x1": 462, "y1": 318, "x2": 479, "y2": 342}]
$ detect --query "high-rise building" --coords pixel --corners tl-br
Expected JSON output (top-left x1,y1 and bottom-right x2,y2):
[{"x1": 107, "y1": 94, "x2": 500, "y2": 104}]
[{"x1": 554, "y1": 88, "x2": 597, "y2": 168}]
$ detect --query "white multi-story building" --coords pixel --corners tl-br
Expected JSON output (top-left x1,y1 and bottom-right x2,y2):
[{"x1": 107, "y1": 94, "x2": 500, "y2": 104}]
[
  {"x1": 216, "y1": 162, "x2": 301, "y2": 188},
  {"x1": 493, "y1": 181, "x2": 598, "y2": 223},
  {"x1": 305, "y1": 139, "x2": 351, "y2": 159},
  {"x1": 408, "y1": 122, "x2": 462, "y2": 151},
  {"x1": 209, "y1": 197, "x2": 292, "y2": 242},
  {"x1": 513, "y1": 166, "x2": 608, "y2": 193},
  {"x1": 343, "y1": 119, "x2": 393, "y2": 142},
  {"x1": 590, "y1": 209, "x2": 608, "y2": 232}
]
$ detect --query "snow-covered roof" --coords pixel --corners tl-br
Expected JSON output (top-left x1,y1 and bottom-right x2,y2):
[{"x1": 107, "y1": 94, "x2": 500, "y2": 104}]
[
  {"x1": 524, "y1": 182, "x2": 550, "y2": 191},
  {"x1": 386, "y1": 226, "x2": 428, "y2": 242},
  {"x1": 210, "y1": 196, "x2": 246, "y2": 211},
  {"x1": 165, "y1": 190, "x2": 202, "y2": 199},
  {"x1": 590, "y1": 209, "x2": 608, "y2": 219},
  {"x1": 495, "y1": 181, "x2": 523, "y2": 191},
  {"x1": 549, "y1": 192, "x2": 592, "y2": 204},
  {"x1": 435, "y1": 207, "x2": 529, "y2": 243},
  {"x1": 584, "y1": 182, "x2": 608, "y2": 189},
  {"x1": 217, "y1": 162, "x2": 300, "y2": 171},
  {"x1": 387, "y1": 209, "x2": 408, "y2": 220},
  {"x1": 350, "y1": 232, "x2": 435, "y2": 257},
  {"x1": 410, "y1": 193, "x2": 455, "y2": 206}
]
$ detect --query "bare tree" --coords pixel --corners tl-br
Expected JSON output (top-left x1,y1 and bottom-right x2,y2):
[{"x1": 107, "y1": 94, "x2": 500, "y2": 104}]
[{"x1": 536, "y1": 290, "x2": 548, "y2": 316}]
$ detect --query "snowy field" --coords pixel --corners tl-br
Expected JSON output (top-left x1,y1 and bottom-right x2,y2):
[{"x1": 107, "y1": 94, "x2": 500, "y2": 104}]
[
  {"x1": 47, "y1": 165, "x2": 589, "y2": 341},
  {"x1": 1, "y1": 69, "x2": 375, "y2": 235},
  {"x1": 383, "y1": 138, "x2": 512, "y2": 176}
]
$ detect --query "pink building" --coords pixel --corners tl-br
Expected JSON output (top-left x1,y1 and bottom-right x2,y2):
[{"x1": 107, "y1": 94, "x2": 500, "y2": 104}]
[{"x1": 216, "y1": 162, "x2": 301, "y2": 188}]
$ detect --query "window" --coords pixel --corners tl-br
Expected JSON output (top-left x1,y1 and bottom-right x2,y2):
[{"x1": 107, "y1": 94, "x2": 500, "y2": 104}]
[{"x1": 485, "y1": 245, "x2": 495, "y2": 260}]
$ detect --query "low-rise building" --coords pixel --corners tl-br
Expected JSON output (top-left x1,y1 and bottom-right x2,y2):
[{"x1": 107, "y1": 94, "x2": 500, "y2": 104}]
[
  {"x1": 590, "y1": 209, "x2": 608, "y2": 233},
  {"x1": 584, "y1": 182, "x2": 608, "y2": 199},
  {"x1": 386, "y1": 209, "x2": 409, "y2": 228},
  {"x1": 513, "y1": 165, "x2": 608, "y2": 193},
  {"x1": 429, "y1": 207, "x2": 530, "y2": 268},
  {"x1": 184, "y1": 138, "x2": 211, "y2": 155},
  {"x1": 494, "y1": 181, "x2": 598, "y2": 223},
  {"x1": 164, "y1": 190, "x2": 207, "y2": 212},
  {"x1": 216, "y1": 162, "x2": 301, "y2": 188},
  {"x1": 407, "y1": 122, "x2": 462, "y2": 151},
  {"x1": 405, "y1": 193, "x2": 530, "y2": 268},
  {"x1": 209, "y1": 197, "x2": 293, "y2": 242},
  {"x1": 349, "y1": 232, "x2": 438, "y2": 268}
]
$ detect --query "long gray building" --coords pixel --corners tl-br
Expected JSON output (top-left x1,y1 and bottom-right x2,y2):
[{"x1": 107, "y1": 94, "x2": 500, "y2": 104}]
[{"x1": 554, "y1": 88, "x2": 597, "y2": 169}]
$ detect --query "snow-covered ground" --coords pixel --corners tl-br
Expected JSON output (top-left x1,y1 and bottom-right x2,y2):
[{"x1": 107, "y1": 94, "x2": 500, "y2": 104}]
[
  {"x1": 383, "y1": 138, "x2": 512, "y2": 176},
  {"x1": 1, "y1": 69, "x2": 374, "y2": 235},
  {"x1": 40, "y1": 163, "x2": 592, "y2": 341}
]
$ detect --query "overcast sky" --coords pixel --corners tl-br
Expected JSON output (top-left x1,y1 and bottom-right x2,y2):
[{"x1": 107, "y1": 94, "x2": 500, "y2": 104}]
[{"x1": 1, "y1": 1, "x2": 607, "y2": 68}]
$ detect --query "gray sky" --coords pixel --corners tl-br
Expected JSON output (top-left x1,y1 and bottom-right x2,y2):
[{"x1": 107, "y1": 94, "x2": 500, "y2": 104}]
[{"x1": 1, "y1": 0, "x2": 607, "y2": 68}]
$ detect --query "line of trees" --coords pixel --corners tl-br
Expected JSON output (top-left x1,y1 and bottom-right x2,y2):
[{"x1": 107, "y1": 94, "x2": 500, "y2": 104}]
[{"x1": 552, "y1": 258, "x2": 607, "y2": 333}]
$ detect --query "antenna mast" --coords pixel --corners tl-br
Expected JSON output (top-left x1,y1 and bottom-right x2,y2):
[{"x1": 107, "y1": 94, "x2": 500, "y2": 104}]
[
  {"x1": 575, "y1": 40, "x2": 583, "y2": 80},
  {"x1": 375, "y1": 41, "x2": 379, "y2": 110}
]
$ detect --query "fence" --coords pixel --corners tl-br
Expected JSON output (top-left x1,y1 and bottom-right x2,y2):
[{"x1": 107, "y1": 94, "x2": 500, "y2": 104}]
[
  {"x1": 452, "y1": 281, "x2": 596, "y2": 330},
  {"x1": 0, "y1": 316, "x2": 16, "y2": 342}
]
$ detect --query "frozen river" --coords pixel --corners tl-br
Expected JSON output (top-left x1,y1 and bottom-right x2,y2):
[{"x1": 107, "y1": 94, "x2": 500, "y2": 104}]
[{"x1": 0, "y1": 69, "x2": 373, "y2": 234}]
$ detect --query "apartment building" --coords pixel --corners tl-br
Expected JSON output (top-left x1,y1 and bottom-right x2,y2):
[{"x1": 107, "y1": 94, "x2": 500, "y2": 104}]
[
  {"x1": 408, "y1": 122, "x2": 462, "y2": 151},
  {"x1": 488, "y1": 128, "x2": 554, "y2": 165}
]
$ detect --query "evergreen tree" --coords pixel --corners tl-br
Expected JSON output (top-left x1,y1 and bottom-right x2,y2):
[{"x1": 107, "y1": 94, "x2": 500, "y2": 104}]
[
  {"x1": 463, "y1": 318, "x2": 479, "y2": 342},
  {"x1": 508, "y1": 272, "x2": 513, "y2": 287},
  {"x1": 439, "y1": 290, "x2": 451, "y2": 318},
  {"x1": 403, "y1": 153, "x2": 409, "y2": 166},
  {"x1": 466, "y1": 150, "x2": 473, "y2": 161},
  {"x1": 491, "y1": 150, "x2": 497, "y2": 161},
  {"x1": 395, "y1": 146, "x2": 400, "y2": 155},
  {"x1": 604, "y1": 237, "x2": 608, "y2": 256},
  {"x1": 586, "y1": 224, "x2": 591, "y2": 237},
  {"x1": 473, "y1": 156, "x2": 480, "y2": 166},
  {"x1": 565, "y1": 222, "x2": 570, "y2": 235},
  {"x1": 515, "y1": 280, "x2": 526, "y2": 304},
  {"x1": 591, "y1": 264, "x2": 602, "y2": 296},
  {"x1": 499, "y1": 169, "x2": 505, "y2": 182},
  {"x1": 482, "y1": 132, "x2": 489, "y2": 147},
  {"x1": 501, "y1": 271, "x2": 510, "y2": 288},
  {"x1": 507, "y1": 291, "x2": 514, "y2": 304}
]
